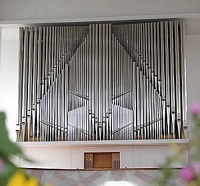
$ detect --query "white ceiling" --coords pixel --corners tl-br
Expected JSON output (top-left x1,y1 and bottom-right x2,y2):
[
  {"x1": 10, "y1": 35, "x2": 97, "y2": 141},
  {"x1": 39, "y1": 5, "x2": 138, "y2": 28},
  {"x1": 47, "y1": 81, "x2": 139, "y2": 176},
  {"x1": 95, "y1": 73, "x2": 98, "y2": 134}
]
[
  {"x1": 0, "y1": 0, "x2": 200, "y2": 24},
  {"x1": 0, "y1": 0, "x2": 200, "y2": 35}
]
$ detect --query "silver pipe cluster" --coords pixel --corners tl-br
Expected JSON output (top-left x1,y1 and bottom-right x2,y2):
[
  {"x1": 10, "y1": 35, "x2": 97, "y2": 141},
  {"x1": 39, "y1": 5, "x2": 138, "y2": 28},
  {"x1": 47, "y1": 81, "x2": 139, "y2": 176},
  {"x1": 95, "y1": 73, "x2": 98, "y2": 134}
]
[
  {"x1": 112, "y1": 21, "x2": 187, "y2": 139},
  {"x1": 18, "y1": 26, "x2": 88, "y2": 141},
  {"x1": 17, "y1": 20, "x2": 187, "y2": 142}
]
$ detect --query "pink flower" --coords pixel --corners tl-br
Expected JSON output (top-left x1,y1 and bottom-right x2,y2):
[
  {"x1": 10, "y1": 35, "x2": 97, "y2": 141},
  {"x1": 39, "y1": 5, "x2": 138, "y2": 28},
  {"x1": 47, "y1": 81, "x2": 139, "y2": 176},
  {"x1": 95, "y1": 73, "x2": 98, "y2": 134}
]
[
  {"x1": 179, "y1": 166, "x2": 194, "y2": 182},
  {"x1": 191, "y1": 104, "x2": 200, "y2": 116}
]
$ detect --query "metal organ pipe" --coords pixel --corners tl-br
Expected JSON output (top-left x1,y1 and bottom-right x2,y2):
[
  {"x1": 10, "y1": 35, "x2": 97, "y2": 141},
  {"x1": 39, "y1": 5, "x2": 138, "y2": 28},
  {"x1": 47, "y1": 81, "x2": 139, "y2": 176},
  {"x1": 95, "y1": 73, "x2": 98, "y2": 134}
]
[
  {"x1": 180, "y1": 21, "x2": 187, "y2": 138},
  {"x1": 17, "y1": 28, "x2": 24, "y2": 141}
]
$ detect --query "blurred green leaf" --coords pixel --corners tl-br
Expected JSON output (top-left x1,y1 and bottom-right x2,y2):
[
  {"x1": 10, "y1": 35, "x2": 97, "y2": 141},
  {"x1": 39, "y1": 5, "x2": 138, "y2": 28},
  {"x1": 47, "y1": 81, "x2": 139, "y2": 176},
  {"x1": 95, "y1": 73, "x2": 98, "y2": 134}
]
[
  {"x1": 0, "y1": 160, "x2": 17, "y2": 186},
  {"x1": 0, "y1": 113, "x2": 23, "y2": 161}
]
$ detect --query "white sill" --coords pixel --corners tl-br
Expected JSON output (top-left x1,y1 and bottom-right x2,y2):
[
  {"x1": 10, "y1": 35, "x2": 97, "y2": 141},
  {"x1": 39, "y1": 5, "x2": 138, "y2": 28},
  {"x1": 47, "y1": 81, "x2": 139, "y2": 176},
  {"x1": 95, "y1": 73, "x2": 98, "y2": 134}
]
[{"x1": 16, "y1": 139, "x2": 189, "y2": 148}]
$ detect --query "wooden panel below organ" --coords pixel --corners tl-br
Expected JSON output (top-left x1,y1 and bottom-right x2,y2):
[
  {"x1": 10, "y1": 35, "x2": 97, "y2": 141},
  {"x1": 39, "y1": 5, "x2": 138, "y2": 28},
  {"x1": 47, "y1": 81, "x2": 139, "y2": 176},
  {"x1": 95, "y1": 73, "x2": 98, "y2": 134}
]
[{"x1": 84, "y1": 152, "x2": 120, "y2": 169}]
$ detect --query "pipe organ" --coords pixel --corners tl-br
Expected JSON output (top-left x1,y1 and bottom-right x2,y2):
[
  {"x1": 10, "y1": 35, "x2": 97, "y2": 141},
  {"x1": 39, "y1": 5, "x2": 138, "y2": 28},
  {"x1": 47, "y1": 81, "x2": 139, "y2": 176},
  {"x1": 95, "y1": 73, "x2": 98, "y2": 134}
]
[{"x1": 17, "y1": 20, "x2": 187, "y2": 142}]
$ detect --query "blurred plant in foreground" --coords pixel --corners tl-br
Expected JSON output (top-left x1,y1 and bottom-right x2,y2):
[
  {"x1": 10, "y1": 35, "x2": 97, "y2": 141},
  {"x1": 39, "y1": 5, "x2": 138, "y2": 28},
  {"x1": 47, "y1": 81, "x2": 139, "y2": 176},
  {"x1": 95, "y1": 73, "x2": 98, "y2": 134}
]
[
  {"x1": 0, "y1": 112, "x2": 51, "y2": 186},
  {"x1": 156, "y1": 104, "x2": 200, "y2": 186}
]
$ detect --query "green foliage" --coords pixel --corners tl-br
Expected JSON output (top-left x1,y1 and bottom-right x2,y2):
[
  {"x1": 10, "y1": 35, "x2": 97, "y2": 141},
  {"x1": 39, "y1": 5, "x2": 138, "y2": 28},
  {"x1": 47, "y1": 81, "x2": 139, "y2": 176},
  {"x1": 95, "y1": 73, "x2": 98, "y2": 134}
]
[
  {"x1": 0, "y1": 112, "x2": 33, "y2": 185},
  {"x1": 0, "y1": 113, "x2": 23, "y2": 161},
  {"x1": 0, "y1": 161, "x2": 17, "y2": 185},
  {"x1": 0, "y1": 112, "x2": 22, "y2": 185},
  {"x1": 0, "y1": 112, "x2": 52, "y2": 186}
]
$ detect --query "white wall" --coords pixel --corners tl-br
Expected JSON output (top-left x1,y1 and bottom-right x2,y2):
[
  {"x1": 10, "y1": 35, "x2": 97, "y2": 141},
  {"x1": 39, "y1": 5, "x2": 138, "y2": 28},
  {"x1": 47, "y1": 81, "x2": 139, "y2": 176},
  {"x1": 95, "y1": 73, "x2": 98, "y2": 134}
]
[
  {"x1": 0, "y1": 27, "x2": 2, "y2": 68},
  {"x1": 0, "y1": 27, "x2": 19, "y2": 141},
  {"x1": 0, "y1": 0, "x2": 200, "y2": 24},
  {"x1": 185, "y1": 34, "x2": 200, "y2": 132},
  {"x1": 16, "y1": 140, "x2": 188, "y2": 169}
]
